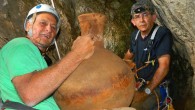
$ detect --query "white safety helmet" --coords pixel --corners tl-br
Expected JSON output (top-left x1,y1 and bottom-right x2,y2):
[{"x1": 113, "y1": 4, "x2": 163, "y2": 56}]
[{"x1": 24, "y1": 4, "x2": 61, "y2": 33}]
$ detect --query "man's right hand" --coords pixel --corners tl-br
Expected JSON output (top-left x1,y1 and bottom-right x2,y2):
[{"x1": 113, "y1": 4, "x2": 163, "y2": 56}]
[{"x1": 71, "y1": 34, "x2": 95, "y2": 60}]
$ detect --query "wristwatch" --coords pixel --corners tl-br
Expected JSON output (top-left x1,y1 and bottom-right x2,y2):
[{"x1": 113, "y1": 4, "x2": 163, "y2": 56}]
[{"x1": 144, "y1": 87, "x2": 151, "y2": 95}]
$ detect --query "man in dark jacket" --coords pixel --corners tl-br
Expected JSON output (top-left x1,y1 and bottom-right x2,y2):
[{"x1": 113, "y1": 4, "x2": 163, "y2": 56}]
[{"x1": 124, "y1": 0, "x2": 173, "y2": 109}]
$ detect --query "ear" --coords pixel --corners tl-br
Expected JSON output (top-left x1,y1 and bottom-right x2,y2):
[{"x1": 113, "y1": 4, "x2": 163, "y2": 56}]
[
  {"x1": 131, "y1": 19, "x2": 136, "y2": 26},
  {"x1": 152, "y1": 14, "x2": 157, "y2": 21},
  {"x1": 25, "y1": 21, "x2": 32, "y2": 32}
]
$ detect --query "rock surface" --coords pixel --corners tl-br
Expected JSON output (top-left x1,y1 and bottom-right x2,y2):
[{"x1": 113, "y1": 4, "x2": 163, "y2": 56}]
[{"x1": 152, "y1": 0, "x2": 195, "y2": 109}]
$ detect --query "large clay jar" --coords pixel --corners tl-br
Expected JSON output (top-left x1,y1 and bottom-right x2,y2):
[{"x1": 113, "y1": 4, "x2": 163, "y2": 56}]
[{"x1": 54, "y1": 13, "x2": 135, "y2": 110}]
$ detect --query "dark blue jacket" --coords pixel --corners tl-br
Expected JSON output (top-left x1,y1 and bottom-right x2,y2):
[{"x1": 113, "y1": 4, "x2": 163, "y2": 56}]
[{"x1": 129, "y1": 24, "x2": 173, "y2": 81}]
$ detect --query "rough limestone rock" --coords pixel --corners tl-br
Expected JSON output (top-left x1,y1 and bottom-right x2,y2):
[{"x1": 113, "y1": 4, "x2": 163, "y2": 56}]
[
  {"x1": 152, "y1": 0, "x2": 195, "y2": 109},
  {"x1": 54, "y1": 13, "x2": 135, "y2": 110}
]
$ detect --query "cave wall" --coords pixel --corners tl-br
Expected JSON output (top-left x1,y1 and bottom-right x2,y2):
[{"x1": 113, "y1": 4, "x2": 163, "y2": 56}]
[
  {"x1": 152, "y1": 0, "x2": 195, "y2": 109},
  {"x1": 0, "y1": 0, "x2": 194, "y2": 109}
]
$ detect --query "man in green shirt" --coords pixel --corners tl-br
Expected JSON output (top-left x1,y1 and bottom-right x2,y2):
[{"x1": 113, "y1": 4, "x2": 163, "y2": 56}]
[{"x1": 0, "y1": 4, "x2": 95, "y2": 110}]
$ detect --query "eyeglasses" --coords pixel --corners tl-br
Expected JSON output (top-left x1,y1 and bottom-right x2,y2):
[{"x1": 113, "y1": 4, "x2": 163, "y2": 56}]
[{"x1": 132, "y1": 12, "x2": 151, "y2": 19}]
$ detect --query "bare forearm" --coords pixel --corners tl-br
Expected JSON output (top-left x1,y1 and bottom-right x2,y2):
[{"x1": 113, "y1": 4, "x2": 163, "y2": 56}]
[
  {"x1": 148, "y1": 66, "x2": 169, "y2": 91},
  {"x1": 10, "y1": 30, "x2": 94, "y2": 107},
  {"x1": 147, "y1": 55, "x2": 170, "y2": 91},
  {"x1": 13, "y1": 50, "x2": 85, "y2": 106}
]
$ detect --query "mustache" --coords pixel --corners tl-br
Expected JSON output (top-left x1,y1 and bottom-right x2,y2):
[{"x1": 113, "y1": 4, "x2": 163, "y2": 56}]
[{"x1": 138, "y1": 23, "x2": 146, "y2": 27}]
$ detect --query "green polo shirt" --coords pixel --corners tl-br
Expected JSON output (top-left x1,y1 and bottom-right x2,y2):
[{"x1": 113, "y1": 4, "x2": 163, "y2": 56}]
[{"x1": 0, "y1": 37, "x2": 59, "y2": 110}]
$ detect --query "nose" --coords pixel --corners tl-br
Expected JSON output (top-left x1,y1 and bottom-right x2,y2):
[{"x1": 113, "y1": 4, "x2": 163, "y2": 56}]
[
  {"x1": 45, "y1": 25, "x2": 52, "y2": 33},
  {"x1": 140, "y1": 14, "x2": 145, "y2": 20}
]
